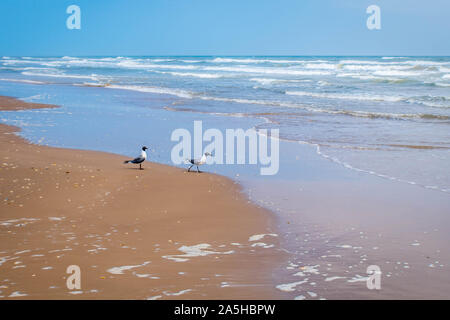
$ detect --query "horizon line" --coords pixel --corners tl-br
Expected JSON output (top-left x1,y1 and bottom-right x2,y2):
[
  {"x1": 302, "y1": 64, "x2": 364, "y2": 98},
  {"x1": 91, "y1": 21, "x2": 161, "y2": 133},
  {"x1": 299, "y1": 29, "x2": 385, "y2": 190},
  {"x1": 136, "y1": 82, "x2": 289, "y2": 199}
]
[{"x1": 4, "y1": 55, "x2": 450, "y2": 58}]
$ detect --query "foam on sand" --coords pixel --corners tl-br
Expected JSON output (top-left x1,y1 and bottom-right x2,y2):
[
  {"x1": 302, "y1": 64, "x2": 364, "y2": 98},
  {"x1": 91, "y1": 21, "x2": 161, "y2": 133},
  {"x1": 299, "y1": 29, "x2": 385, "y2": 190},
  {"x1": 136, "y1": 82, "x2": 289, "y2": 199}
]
[
  {"x1": 347, "y1": 275, "x2": 369, "y2": 283},
  {"x1": 48, "y1": 217, "x2": 65, "y2": 221},
  {"x1": 107, "y1": 261, "x2": 151, "y2": 274},
  {"x1": 248, "y1": 233, "x2": 278, "y2": 242},
  {"x1": 14, "y1": 250, "x2": 31, "y2": 255},
  {"x1": 162, "y1": 244, "x2": 234, "y2": 262},
  {"x1": 276, "y1": 279, "x2": 308, "y2": 292},
  {"x1": 297, "y1": 265, "x2": 320, "y2": 275},
  {"x1": 0, "y1": 256, "x2": 20, "y2": 266},
  {"x1": 251, "y1": 242, "x2": 275, "y2": 249},
  {"x1": 8, "y1": 291, "x2": 28, "y2": 297},
  {"x1": 163, "y1": 289, "x2": 192, "y2": 296},
  {"x1": 0, "y1": 218, "x2": 40, "y2": 227},
  {"x1": 325, "y1": 276, "x2": 346, "y2": 282},
  {"x1": 68, "y1": 291, "x2": 83, "y2": 295}
]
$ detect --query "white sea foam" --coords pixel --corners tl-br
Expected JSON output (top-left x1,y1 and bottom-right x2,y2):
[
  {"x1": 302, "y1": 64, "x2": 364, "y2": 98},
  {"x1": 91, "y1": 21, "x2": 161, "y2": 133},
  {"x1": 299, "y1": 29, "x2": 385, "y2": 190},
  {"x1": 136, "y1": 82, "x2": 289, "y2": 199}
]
[
  {"x1": 340, "y1": 59, "x2": 446, "y2": 66},
  {"x1": 276, "y1": 280, "x2": 308, "y2": 292},
  {"x1": 325, "y1": 276, "x2": 346, "y2": 282},
  {"x1": 178, "y1": 59, "x2": 204, "y2": 63},
  {"x1": 117, "y1": 60, "x2": 198, "y2": 70},
  {"x1": 162, "y1": 244, "x2": 234, "y2": 262},
  {"x1": 342, "y1": 64, "x2": 411, "y2": 71},
  {"x1": 106, "y1": 84, "x2": 194, "y2": 99},
  {"x1": 14, "y1": 250, "x2": 31, "y2": 255},
  {"x1": 285, "y1": 90, "x2": 404, "y2": 102},
  {"x1": 0, "y1": 256, "x2": 19, "y2": 267},
  {"x1": 107, "y1": 261, "x2": 150, "y2": 274},
  {"x1": 304, "y1": 63, "x2": 337, "y2": 70},
  {"x1": 204, "y1": 65, "x2": 332, "y2": 76},
  {"x1": 68, "y1": 291, "x2": 83, "y2": 295},
  {"x1": 435, "y1": 82, "x2": 450, "y2": 87},
  {"x1": 21, "y1": 71, "x2": 99, "y2": 80},
  {"x1": 163, "y1": 289, "x2": 192, "y2": 296},
  {"x1": 248, "y1": 233, "x2": 278, "y2": 242},
  {"x1": 149, "y1": 58, "x2": 176, "y2": 62},
  {"x1": 373, "y1": 70, "x2": 424, "y2": 77},
  {"x1": 0, "y1": 78, "x2": 46, "y2": 84},
  {"x1": 176, "y1": 94, "x2": 450, "y2": 121},
  {"x1": 48, "y1": 217, "x2": 65, "y2": 221},
  {"x1": 313, "y1": 143, "x2": 450, "y2": 194},
  {"x1": 337, "y1": 245, "x2": 353, "y2": 249},
  {"x1": 0, "y1": 218, "x2": 40, "y2": 227},
  {"x1": 251, "y1": 242, "x2": 275, "y2": 249},
  {"x1": 158, "y1": 71, "x2": 223, "y2": 79},
  {"x1": 8, "y1": 291, "x2": 28, "y2": 297},
  {"x1": 340, "y1": 59, "x2": 395, "y2": 65},
  {"x1": 347, "y1": 275, "x2": 369, "y2": 283},
  {"x1": 298, "y1": 265, "x2": 320, "y2": 275},
  {"x1": 211, "y1": 57, "x2": 306, "y2": 64},
  {"x1": 249, "y1": 78, "x2": 311, "y2": 85}
]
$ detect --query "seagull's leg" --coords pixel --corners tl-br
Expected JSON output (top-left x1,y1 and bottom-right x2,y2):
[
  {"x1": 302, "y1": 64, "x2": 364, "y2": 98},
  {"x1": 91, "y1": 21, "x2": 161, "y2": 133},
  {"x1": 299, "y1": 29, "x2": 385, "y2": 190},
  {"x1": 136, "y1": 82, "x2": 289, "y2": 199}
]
[
  {"x1": 188, "y1": 164, "x2": 193, "y2": 172},
  {"x1": 139, "y1": 163, "x2": 143, "y2": 170},
  {"x1": 197, "y1": 165, "x2": 202, "y2": 173}
]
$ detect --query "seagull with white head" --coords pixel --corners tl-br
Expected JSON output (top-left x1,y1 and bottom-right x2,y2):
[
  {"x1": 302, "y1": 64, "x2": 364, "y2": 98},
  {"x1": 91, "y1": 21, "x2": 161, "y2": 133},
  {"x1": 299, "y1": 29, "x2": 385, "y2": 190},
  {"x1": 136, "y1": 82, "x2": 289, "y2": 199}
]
[
  {"x1": 186, "y1": 152, "x2": 212, "y2": 173},
  {"x1": 124, "y1": 146, "x2": 148, "y2": 170}
]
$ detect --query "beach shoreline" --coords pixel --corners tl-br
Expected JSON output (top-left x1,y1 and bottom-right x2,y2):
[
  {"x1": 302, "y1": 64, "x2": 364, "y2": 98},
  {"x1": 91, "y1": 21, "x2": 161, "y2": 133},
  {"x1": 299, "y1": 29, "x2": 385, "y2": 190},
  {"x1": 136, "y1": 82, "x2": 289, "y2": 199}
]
[
  {"x1": 0, "y1": 95, "x2": 286, "y2": 299},
  {"x1": 1, "y1": 90, "x2": 450, "y2": 300}
]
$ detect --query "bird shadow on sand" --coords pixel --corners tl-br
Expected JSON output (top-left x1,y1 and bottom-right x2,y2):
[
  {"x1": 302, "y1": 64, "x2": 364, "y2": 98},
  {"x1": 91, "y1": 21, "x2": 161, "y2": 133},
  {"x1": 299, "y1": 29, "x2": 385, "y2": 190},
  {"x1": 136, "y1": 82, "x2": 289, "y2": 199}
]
[
  {"x1": 123, "y1": 167, "x2": 148, "y2": 171},
  {"x1": 186, "y1": 171, "x2": 204, "y2": 174}
]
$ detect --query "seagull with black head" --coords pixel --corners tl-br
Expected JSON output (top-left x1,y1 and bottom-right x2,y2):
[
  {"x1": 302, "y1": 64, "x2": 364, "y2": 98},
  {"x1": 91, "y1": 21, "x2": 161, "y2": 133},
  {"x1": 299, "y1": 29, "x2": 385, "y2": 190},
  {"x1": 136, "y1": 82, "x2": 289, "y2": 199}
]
[{"x1": 124, "y1": 146, "x2": 148, "y2": 170}]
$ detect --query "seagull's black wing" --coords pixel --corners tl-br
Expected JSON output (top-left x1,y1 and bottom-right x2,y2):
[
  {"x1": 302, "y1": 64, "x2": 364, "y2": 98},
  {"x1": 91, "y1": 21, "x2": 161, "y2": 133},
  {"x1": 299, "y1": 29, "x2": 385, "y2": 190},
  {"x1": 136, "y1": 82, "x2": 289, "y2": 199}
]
[{"x1": 129, "y1": 156, "x2": 145, "y2": 164}]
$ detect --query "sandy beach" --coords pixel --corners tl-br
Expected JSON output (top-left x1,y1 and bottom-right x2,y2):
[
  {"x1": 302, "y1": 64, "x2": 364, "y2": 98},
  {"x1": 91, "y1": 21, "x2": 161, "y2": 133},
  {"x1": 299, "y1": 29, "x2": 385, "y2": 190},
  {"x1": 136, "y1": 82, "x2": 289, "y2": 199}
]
[{"x1": 0, "y1": 96, "x2": 284, "y2": 299}]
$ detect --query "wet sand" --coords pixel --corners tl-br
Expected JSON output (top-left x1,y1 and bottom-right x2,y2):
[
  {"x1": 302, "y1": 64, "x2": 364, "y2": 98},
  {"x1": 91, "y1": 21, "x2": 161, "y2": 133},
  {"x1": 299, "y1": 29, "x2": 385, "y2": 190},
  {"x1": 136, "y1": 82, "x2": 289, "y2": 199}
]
[
  {"x1": 246, "y1": 140, "x2": 450, "y2": 299},
  {"x1": 0, "y1": 96, "x2": 284, "y2": 299}
]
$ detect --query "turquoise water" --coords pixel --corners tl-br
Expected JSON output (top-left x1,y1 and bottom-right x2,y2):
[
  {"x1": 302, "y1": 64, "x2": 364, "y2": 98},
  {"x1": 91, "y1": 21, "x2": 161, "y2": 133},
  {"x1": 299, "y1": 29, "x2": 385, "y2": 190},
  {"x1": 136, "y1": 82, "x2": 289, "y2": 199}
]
[{"x1": 1, "y1": 56, "x2": 449, "y2": 192}]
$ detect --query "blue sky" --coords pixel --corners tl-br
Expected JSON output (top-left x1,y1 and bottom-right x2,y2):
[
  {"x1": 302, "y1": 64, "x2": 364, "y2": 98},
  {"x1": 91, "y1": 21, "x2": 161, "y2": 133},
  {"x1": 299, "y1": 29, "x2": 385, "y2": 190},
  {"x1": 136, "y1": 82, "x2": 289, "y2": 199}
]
[{"x1": 0, "y1": 0, "x2": 449, "y2": 56}]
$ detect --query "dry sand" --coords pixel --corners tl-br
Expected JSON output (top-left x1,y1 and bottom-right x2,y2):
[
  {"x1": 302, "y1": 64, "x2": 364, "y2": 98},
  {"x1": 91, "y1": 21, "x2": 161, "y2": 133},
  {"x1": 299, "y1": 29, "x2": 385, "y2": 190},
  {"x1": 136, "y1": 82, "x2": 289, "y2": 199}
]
[{"x1": 0, "y1": 96, "x2": 284, "y2": 299}]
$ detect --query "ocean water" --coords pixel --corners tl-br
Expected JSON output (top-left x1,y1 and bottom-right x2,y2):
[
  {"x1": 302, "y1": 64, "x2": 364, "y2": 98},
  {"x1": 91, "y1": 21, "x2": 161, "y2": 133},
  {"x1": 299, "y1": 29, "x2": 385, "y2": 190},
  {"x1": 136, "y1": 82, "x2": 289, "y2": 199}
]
[{"x1": 0, "y1": 56, "x2": 449, "y2": 193}]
